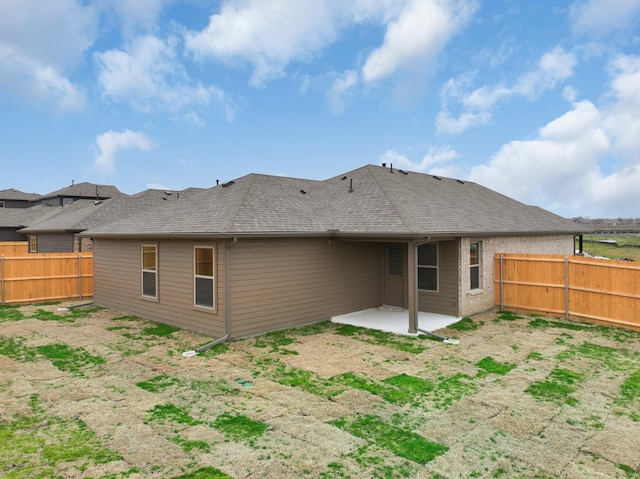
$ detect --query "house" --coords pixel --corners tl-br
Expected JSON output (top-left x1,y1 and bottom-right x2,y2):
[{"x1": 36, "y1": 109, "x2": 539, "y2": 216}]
[
  {"x1": 0, "y1": 204, "x2": 61, "y2": 242},
  {"x1": 0, "y1": 188, "x2": 40, "y2": 209},
  {"x1": 19, "y1": 188, "x2": 203, "y2": 253},
  {"x1": 82, "y1": 164, "x2": 587, "y2": 340},
  {"x1": 35, "y1": 181, "x2": 124, "y2": 207}
]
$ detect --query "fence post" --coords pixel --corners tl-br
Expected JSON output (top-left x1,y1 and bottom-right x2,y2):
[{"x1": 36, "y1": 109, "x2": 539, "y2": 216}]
[
  {"x1": 565, "y1": 256, "x2": 569, "y2": 320},
  {"x1": 78, "y1": 254, "x2": 83, "y2": 300},
  {"x1": 499, "y1": 254, "x2": 504, "y2": 311},
  {"x1": 1, "y1": 255, "x2": 4, "y2": 305}
]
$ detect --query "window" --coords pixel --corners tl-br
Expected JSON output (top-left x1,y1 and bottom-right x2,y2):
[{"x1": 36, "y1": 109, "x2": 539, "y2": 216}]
[
  {"x1": 417, "y1": 243, "x2": 438, "y2": 291},
  {"x1": 0, "y1": 201, "x2": 4, "y2": 208},
  {"x1": 194, "y1": 246, "x2": 215, "y2": 308},
  {"x1": 141, "y1": 245, "x2": 157, "y2": 298},
  {"x1": 470, "y1": 241, "x2": 481, "y2": 290},
  {"x1": 29, "y1": 235, "x2": 37, "y2": 253}
]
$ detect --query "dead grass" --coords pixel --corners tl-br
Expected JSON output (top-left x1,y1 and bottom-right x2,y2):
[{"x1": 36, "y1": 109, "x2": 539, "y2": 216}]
[{"x1": 1, "y1": 303, "x2": 640, "y2": 478}]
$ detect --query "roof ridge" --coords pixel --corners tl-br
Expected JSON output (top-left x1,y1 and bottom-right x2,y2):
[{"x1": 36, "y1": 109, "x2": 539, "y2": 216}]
[{"x1": 365, "y1": 165, "x2": 413, "y2": 233}]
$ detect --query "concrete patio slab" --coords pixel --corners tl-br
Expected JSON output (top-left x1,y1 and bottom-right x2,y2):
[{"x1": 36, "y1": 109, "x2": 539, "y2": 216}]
[{"x1": 331, "y1": 306, "x2": 460, "y2": 336}]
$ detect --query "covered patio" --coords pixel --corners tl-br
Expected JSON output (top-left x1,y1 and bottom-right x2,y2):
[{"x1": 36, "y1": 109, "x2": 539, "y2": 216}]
[{"x1": 331, "y1": 306, "x2": 460, "y2": 336}]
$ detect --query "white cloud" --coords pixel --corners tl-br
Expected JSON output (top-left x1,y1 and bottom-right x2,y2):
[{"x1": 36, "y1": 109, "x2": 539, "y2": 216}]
[
  {"x1": 602, "y1": 55, "x2": 640, "y2": 154},
  {"x1": 362, "y1": 0, "x2": 477, "y2": 83},
  {"x1": 0, "y1": 0, "x2": 95, "y2": 111},
  {"x1": 94, "y1": 129, "x2": 154, "y2": 171},
  {"x1": 436, "y1": 46, "x2": 577, "y2": 134},
  {"x1": 96, "y1": 0, "x2": 167, "y2": 34},
  {"x1": 570, "y1": 0, "x2": 640, "y2": 36},
  {"x1": 380, "y1": 146, "x2": 458, "y2": 172},
  {"x1": 326, "y1": 70, "x2": 358, "y2": 115},
  {"x1": 96, "y1": 35, "x2": 234, "y2": 121}
]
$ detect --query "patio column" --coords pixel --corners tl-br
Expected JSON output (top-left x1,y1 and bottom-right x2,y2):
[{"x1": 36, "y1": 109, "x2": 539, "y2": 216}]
[{"x1": 408, "y1": 240, "x2": 418, "y2": 333}]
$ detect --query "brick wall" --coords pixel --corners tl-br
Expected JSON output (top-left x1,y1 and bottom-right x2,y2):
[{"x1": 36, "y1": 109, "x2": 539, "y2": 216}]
[{"x1": 458, "y1": 235, "x2": 575, "y2": 316}]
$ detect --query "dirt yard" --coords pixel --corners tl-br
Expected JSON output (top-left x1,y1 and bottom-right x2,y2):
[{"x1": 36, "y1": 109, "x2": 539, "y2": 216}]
[{"x1": 1, "y1": 303, "x2": 639, "y2": 479}]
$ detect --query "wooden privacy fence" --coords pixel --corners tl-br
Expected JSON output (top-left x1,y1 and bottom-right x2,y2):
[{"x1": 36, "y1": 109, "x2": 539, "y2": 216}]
[
  {"x1": 495, "y1": 253, "x2": 640, "y2": 331},
  {"x1": 0, "y1": 252, "x2": 93, "y2": 305},
  {"x1": 0, "y1": 241, "x2": 29, "y2": 256}
]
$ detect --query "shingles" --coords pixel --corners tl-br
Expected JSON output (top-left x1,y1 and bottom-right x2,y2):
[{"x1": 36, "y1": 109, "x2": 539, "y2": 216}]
[
  {"x1": 83, "y1": 164, "x2": 584, "y2": 237},
  {"x1": 0, "y1": 189, "x2": 40, "y2": 201},
  {"x1": 35, "y1": 182, "x2": 124, "y2": 201}
]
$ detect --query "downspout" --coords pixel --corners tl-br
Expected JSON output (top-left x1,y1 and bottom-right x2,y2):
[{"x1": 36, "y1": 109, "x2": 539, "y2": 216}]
[{"x1": 183, "y1": 237, "x2": 238, "y2": 357}]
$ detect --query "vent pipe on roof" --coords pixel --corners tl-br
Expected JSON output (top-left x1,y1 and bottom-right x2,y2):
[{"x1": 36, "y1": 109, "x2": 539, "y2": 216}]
[
  {"x1": 382, "y1": 162, "x2": 386, "y2": 167},
  {"x1": 216, "y1": 179, "x2": 219, "y2": 186},
  {"x1": 300, "y1": 189, "x2": 306, "y2": 195},
  {"x1": 221, "y1": 180, "x2": 235, "y2": 188},
  {"x1": 349, "y1": 178, "x2": 353, "y2": 193},
  {"x1": 390, "y1": 163, "x2": 394, "y2": 173},
  {"x1": 433, "y1": 175, "x2": 442, "y2": 180},
  {"x1": 456, "y1": 179, "x2": 465, "y2": 184}
]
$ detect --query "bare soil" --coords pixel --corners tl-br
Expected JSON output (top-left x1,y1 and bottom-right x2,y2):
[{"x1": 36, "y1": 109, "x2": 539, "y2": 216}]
[{"x1": 1, "y1": 304, "x2": 640, "y2": 478}]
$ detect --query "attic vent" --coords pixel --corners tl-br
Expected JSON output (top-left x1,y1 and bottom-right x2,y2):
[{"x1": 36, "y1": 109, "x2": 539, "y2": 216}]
[
  {"x1": 300, "y1": 189, "x2": 307, "y2": 195},
  {"x1": 432, "y1": 175, "x2": 442, "y2": 181},
  {"x1": 341, "y1": 176, "x2": 347, "y2": 180},
  {"x1": 221, "y1": 180, "x2": 235, "y2": 188},
  {"x1": 456, "y1": 179, "x2": 465, "y2": 184},
  {"x1": 349, "y1": 178, "x2": 354, "y2": 193},
  {"x1": 398, "y1": 169, "x2": 408, "y2": 175}
]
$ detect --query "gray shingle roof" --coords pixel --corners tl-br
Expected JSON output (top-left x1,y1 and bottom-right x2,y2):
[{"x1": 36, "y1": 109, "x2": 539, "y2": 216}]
[
  {"x1": 0, "y1": 188, "x2": 40, "y2": 201},
  {"x1": 83, "y1": 165, "x2": 584, "y2": 238},
  {"x1": 36, "y1": 182, "x2": 124, "y2": 201},
  {"x1": 19, "y1": 188, "x2": 204, "y2": 233}
]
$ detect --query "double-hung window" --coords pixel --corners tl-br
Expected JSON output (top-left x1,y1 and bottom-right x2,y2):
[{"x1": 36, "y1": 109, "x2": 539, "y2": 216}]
[
  {"x1": 141, "y1": 245, "x2": 157, "y2": 298},
  {"x1": 194, "y1": 246, "x2": 215, "y2": 308},
  {"x1": 417, "y1": 243, "x2": 438, "y2": 291},
  {"x1": 29, "y1": 235, "x2": 37, "y2": 253},
  {"x1": 470, "y1": 241, "x2": 481, "y2": 290}
]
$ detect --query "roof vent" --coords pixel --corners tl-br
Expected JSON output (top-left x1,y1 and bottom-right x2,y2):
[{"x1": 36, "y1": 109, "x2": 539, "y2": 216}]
[
  {"x1": 300, "y1": 189, "x2": 307, "y2": 195},
  {"x1": 349, "y1": 178, "x2": 354, "y2": 193},
  {"x1": 341, "y1": 176, "x2": 347, "y2": 180},
  {"x1": 221, "y1": 180, "x2": 235, "y2": 188},
  {"x1": 398, "y1": 169, "x2": 408, "y2": 175},
  {"x1": 433, "y1": 175, "x2": 442, "y2": 181},
  {"x1": 456, "y1": 179, "x2": 465, "y2": 184}
]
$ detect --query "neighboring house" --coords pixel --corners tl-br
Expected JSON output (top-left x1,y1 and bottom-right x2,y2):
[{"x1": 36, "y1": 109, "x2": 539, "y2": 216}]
[
  {"x1": 20, "y1": 189, "x2": 203, "y2": 253},
  {"x1": 0, "y1": 188, "x2": 40, "y2": 209},
  {"x1": 35, "y1": 181, "x2": 124, "y2": 207},
  {"x1": 0, "y1": 204, "x2": 62, "y2": 242},
  {"x1": 82, "y1": 164, "x2": 587, "y2": 340}
]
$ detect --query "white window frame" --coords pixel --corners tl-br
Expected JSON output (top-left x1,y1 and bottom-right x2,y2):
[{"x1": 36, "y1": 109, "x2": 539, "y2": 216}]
[
  {"x1": 194, "y1": 245, "x2": 215, "y2": 309},
  {"x1": 470, "y1": 241, "x2": 482, "y2": 290},
  {"x1": 417, "y1": 242, "x2": 438, "y2": 292},
  {"x1": 29, "y1": 235, "x2": 37, "y2": 253},
  {"x1": 141, "y1": 244, "x2": 158, "y2": 299}
]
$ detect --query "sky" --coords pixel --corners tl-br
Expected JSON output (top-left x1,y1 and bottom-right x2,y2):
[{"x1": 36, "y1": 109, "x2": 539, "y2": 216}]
[{"x1": 1, "y1": 0, "x2": 639, "y2": 219}]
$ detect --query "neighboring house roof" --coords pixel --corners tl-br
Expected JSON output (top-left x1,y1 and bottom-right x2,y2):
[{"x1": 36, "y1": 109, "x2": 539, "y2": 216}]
[
  {"x1": 0, "y1": 188, "x2": 40, "y2": 201},
  {"x1": 20, "y1": 188, "x2": 205, "y2": 234},
  {"x1": 83, "y1": 165, "x2": 586, "y2": 239},
  {"x1": 0, "y1": 204, "x2": 63, "y2": 229},
  {"x1": 35, "y1": 182, "x2": 125, "y2": 202}
]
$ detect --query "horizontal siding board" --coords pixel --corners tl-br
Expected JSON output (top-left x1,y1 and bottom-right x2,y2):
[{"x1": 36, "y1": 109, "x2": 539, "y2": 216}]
[{"x1": 418, "y1": 240, "x2": 459, "y2": 316}]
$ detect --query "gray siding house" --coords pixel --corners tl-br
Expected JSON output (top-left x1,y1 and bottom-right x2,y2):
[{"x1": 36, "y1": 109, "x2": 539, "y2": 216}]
[{"x1": 83, "y1": 164, "x2": 585, "y2": 340}]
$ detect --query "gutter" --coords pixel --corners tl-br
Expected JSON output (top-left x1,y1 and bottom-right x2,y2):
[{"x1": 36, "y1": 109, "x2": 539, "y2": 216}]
[{"x1": 182, "y1": 237, "x2": 238, "y2": 357}]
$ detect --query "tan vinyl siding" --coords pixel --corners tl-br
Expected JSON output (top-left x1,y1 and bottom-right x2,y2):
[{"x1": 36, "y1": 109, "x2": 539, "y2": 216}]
[
  {"x1": 93, "y1": 239, "x2": 226, "y2": 337},
  {"x1": 418, "y1": 240, "x2": 459, "y2": 316},
  {"x1": 229, "y1": 238, "x2": 380, "y2": 338}
]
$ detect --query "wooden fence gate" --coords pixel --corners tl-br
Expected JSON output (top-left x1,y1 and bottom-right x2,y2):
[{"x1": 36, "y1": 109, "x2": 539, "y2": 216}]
[
  {"x1": 494, "y1": 253, "x2": 640, "y2": 331},
  {"x1": 0, "y1": 252, "x2": 93, "y2": 304}
]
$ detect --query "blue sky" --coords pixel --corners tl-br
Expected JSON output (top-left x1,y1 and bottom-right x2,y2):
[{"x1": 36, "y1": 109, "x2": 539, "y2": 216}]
[{"x1": 1, "y1": 0, "x2": 639, "y2": 218}]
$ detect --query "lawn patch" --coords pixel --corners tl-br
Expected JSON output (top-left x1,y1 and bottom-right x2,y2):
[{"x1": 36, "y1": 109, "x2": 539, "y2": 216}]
[
  {"x1": 212, "y1": 412, "x2": 268, "y2": 440},
  {"x1": 266, "y1": 362, "x2": 346, "y2": 398},
  {"x1": 253, "y1": 330, "x2": 298, "y2": 354},
  {"x1": 331, "y1": 414, "x2": 448, "y2": 464},
  {"x1": 136, "y1": 374, "x2": 181, "y2": 393},
  {"x1": 495, "y1": 310, "x2": 522, "y2": 322},
  {"x1": 336, "y1": 324, "x2": 432, "y2": 353},
  {"x1": 432, "y1": 373, "x2": 476, "y2": 409},
  {"x1": 448, "y1": 317, "x2": 483, "y2": 332},
  {"x1": 0, "y1": 337, "x2": 39, "y2": 362},
  {"x1": 557, "y1": 341, "x2": 635, "y2": 371},
  {"x1": 32, "y1": 308, "x2": 75, "y2": 322},
  {"x1": 169, "y1": 436, "x2": 211, "y2": 453},
  {"x1": 476, "y1": 357, "x2": 516, "y2": 376},
  {"x1": 35, "y1": 343, "x2": 106, "y2": 376},
  {"x1": 169, "y1": 466, "x2": 233, "y2": 479},
  {"x1": 526, "y1": 368, "x2": 584, "y2": 406},
  {"x1": 0, "y1": 304, "x2": 26, "y2": 322},
  {"x1": 141, "y1": 322, "x2": 180, "y2": 337},
  {"x1": 147, "y1": 403, "x2": 202, "y2": 426}
]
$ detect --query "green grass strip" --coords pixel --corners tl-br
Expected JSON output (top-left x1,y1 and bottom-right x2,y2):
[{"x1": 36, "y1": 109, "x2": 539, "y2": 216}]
[
  {"x1": 448, "y1": 317, "x2": 483, "y2": 332},
  {"x1": 141, "y1": 322, "x2": 180, "y2": 337},
  {"x1": 146, "y1": 403, "x2": 202, "y2": 426},
  {"x1": 169, "y1": 467, "x2": 233, "y2": 479},
  {"x1": 525, "y1": 368, "x2": 584, "y2": 406},
  {"x1": 331, "y1": 414, "x2": 448, "y2": 464},
  {"x1": 35, "y1": 344, "x2": 106, "y2": 376},
  {"x1": 335, "y1": 324, "x2": 433, "y2": 353},
  {"x1": 476, "y1": 357, "x2": 516, "y2": 376},
  {"x1": 136, "y1": 374, "x2": 181, "y2": 393},
  {"x1": 618, "y1": 370, "x2": 640, "y2": 404},
  {"x1": 0, "y1": 304, "x2": 26, "y2": 322}
]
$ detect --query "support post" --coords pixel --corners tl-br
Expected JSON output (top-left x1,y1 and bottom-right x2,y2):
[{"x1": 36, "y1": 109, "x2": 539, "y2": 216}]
[
  {"x1": 407, "y1": 241, "x2": 417, "y2": 334},
  {"x1": 78, "y1": 254, "x2": 83, "y2": 300}
]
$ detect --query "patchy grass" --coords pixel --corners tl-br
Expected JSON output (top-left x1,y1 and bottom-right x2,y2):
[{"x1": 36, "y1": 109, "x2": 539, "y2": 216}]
[
  {"x1": 169, "y1": 467, "x2": 233, "y2": 479},
  {"x1": 476, "y1": 356, "x2": 517, "y2": 376},
  {"x1": 35, "y1": 343, "x2": 106, "y2": 376},
  {"x1": 253, "y1": 330, "x2": 298, "y2": 354},
  {"x1": 0, "y1": 304, "x2": 25, "y2": 322},
  {"x1": 526, "y1": 368, "x2": 585, "y2": 406},
  {"x1": 331, "y1": 414, "x2": 448, "y2": 464},
  {"x1": 136, "y1": 374, "x2": 181, "y2": 393},
  {"x1": 495, "y1": 310, "x2": 522, "y2": 322},
  {"x1": 448, "y1": 317, "x2": 483, "y2": 332},
  {"x1": 147, "y1": 403, "x2": 202, "y2": 426},
  {"x1": 336, "y1": 324, "x2": 433, "y2": 352},
  {"x1": 557, "y1": 341, "x2": 636, "y2": 371},
  {"x1": 212, "y1": 413, "x2": 268, "y2": 440},
  {"x1": 140, "y1": 322, "x2": 180, "y2": 337},
  {"x1": 169, "y1": 437, "x2": 211, "y2": 453}
]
